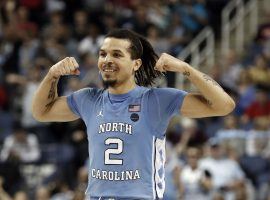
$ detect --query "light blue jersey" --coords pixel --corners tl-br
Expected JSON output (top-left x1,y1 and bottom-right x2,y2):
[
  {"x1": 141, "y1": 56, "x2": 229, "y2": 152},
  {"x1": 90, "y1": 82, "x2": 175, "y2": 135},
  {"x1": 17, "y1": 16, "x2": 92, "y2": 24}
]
[{"x1": 67, "y1": 86, "x2": 187, "y2": 199}]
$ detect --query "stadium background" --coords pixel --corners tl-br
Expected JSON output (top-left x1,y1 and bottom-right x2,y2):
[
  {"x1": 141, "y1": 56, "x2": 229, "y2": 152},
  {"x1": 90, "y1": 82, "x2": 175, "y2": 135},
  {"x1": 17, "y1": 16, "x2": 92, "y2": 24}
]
[{"x1": 0, "y1": 0, "x2": 270, "y2": 199}]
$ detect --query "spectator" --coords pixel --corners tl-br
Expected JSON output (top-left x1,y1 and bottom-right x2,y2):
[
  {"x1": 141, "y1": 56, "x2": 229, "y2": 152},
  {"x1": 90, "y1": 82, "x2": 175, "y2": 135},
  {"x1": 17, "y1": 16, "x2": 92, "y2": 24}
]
[
  {"x1": 145, "y1": 0, "x2": 170, "y2": 30},
  {"x1": 216, "y1": 115, "x2": 246, "y2": 156},
  {"x1": 220, "y1": 50, "x2": 243, "y2": 91},
  {"x1": 167, "y1": 12, "x2": 190, "y2": 56},
  {"x1": 5, "y1": 65, "x2": 51, "y2": 142},
  {"x1": 0, "y1": 122, "x2": 40, "y2": 163},
  {"x1": 240, "y1": 138, "x2": 270, "y2": 200},
  {"x1": 77, "y1": 23, "x2": 104, "y2": 56},
  {"x1": 248, "y1": 54, "x2": 270, "y2": 88},
  {"x1": 101, "y1": 12, "x2": 119, "y2": 34},
  {"x1": 76, "y1": 53, "x2": 102, "y2": 89},
  {"x1": 182, "y1": 117, "x2": 208, "y2": 147},
  {"x1": 234, "y1": 70, "x2": 256, "y2": 116},
  {"x1": 146, "y1": 24, "x2": 170, "y2": 55},
  {"x1": 50, "y1": 182, "x2": 73, "y2": 200},
  {"x1": 242, "y1": 85, "x2": 270, "y2": 127},
  {"x1": 122, "y1": 4, "x2": 152, "y2": 35},
  {"x1": 174, "y1": 0, "x2": 208, "y2": 35},
  {"x1": 175, "y1": 117, "x2": 208, "y2": 155},
  {"x1": 199, "y1": 138, "x2": 246, "y2": 200},
  {"x1": 69, "y1": 130, "x2": 88, "y2": 169},
  {"x1": 175, "y1": 146, "x2": 212, "y2": 200},
  {"x1": 72, "y1": 10, "x2": 89, "y2": 41},
  {"x1": 244, "y1": 14, "x2": 270, "y2": 66},
  {"x1": 74, "y1": 165, "x2": 88, "y2": 194}
]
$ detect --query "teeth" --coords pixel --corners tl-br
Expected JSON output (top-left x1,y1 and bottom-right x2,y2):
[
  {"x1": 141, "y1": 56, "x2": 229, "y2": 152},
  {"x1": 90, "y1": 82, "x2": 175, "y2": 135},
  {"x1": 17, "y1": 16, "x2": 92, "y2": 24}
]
[{"x1": 104, "y1": 69, "x2": 115, "y2": 72}]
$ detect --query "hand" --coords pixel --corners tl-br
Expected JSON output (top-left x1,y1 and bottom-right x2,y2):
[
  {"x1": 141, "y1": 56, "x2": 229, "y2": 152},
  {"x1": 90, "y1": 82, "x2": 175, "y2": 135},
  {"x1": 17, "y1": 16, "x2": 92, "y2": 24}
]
[
  {"x1": 48, "y1": 57, "x2": 80, "y2": 79},
  {"x1": 155, "y1": 53, "x2": 189, "y2": 73}
]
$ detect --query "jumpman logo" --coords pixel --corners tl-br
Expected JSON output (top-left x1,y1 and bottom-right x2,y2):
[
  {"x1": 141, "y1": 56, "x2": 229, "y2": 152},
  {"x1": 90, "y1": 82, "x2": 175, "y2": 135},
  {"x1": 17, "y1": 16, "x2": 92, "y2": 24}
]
[{"x1": 97, "y1": 110, "x2": 103, "y2": 117}]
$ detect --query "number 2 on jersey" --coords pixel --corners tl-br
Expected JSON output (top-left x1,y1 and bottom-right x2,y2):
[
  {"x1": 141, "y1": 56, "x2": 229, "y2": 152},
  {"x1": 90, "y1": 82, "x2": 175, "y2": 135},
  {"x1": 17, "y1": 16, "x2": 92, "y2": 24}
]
[{"x1": 104, "y1": 138, "x2": 123, "y2": 165}]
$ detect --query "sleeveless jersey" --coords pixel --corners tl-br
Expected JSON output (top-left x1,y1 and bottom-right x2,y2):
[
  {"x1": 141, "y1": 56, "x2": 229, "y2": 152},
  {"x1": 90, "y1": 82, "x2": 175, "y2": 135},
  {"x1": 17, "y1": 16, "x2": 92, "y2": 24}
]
[{"x1": 67, "y1": 86, "x2": 187, "y2": 199}]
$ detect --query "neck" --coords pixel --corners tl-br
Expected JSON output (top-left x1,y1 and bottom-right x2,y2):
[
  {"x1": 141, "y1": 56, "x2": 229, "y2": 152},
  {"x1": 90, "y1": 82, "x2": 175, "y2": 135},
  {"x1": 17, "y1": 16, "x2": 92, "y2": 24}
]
[
  {"x1": 108, "y1": 80, "x2": 137, "y2": 95},
  {"x1": 191, "y1": 165, "x2": 197, "y2": 170}
]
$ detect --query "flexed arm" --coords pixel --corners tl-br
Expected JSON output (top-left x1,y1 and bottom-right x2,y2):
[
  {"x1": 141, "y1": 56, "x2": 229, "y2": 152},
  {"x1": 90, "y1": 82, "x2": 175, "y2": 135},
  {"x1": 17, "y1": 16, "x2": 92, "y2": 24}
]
[
  {"x1": 155, "y1": 53, "x2": 235, "y2": 118},
  {"x1": 32, "y1": 57, "x2": 80, "y2": 122}
]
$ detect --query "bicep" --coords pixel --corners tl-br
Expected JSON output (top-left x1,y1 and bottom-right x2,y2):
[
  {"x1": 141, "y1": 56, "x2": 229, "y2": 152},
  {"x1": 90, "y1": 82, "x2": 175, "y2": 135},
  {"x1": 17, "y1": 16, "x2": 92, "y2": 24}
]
[
  {"x1": 180, "y1": 93, "x2": 217, "y2": 118},
  {"x1": 37, "y1": 96, "x2": 79, "y2": 122}
]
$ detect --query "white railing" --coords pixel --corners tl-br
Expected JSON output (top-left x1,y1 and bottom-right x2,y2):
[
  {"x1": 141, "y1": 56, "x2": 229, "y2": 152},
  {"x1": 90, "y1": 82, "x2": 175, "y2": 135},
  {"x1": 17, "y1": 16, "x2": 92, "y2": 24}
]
[
  {"x1": 176, "y1": 26, "x2": 215, "y2": 89},
  {"x1": 221, "y1": 0, "x2": 258, "y2": 56}
]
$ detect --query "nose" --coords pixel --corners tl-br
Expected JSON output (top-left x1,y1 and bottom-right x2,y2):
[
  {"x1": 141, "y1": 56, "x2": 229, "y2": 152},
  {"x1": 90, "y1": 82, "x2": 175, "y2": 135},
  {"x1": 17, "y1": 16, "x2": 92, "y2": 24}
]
[{"x1": 105, "y1": 55, "x2": 113, "y2": 63}]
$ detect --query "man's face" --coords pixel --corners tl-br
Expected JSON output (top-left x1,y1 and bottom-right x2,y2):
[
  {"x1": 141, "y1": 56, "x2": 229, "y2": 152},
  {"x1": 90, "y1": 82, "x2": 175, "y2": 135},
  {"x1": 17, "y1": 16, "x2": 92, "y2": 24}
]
[
  {"x1": 98, "y1": 37, "x2": 140, "y2": 88},
  {"x1": 210, "y1": 145, "x2": 222, "y2": 159},
  {"x1": 14, "y1": 130, "x2": 27, "y2": 143},
  {"x1": 186, "y1": 148, "x2": 200, "y2": 168}
]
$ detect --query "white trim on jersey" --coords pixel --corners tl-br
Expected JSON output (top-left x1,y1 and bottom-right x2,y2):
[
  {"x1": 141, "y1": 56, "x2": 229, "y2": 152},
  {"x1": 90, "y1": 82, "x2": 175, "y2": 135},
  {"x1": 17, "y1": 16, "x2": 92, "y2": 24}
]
[
  {"x1": 152, "y1": 136, "x2": 157, "y2": 199},
  {"x1": 153, "y1": 136, "x2": 166, "y2": 199}
]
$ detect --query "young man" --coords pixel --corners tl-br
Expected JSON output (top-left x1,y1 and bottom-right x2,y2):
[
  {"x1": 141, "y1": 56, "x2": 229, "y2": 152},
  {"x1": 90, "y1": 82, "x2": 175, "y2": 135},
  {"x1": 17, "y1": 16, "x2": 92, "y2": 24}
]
[{"x1": 32, "y1": 29, "x2": 235, "y2": 199}]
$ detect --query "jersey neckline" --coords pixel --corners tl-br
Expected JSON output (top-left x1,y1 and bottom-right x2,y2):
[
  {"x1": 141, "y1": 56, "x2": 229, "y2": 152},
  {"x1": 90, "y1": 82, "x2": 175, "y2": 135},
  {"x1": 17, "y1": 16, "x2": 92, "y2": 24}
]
[{"x1": 107, "y1": 86, "x2": 141, "y2": 102}]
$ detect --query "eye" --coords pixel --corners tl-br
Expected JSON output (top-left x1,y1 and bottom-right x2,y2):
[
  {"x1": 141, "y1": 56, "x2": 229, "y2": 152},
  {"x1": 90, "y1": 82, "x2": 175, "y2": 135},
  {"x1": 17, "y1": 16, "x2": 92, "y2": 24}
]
[
  {"x1": 113, "y1": 53, "x2": 122, "y2": 58},
  {"x1": 99, "y1": 52, "x2": 106, "y2": 57}
]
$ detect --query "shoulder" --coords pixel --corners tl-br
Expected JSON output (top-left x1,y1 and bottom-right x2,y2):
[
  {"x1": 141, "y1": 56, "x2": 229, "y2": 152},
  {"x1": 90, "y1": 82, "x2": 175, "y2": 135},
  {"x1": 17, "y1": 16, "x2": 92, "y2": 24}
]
[
  {"x1": 223, "y1": 159, "x2": 240, "y2": 168},
  {"x1": 144, "y1": 87, "x2": 184, "y2": 94},
  {"x1": 145, "y1": 87, "x2": 187, "y2": 99},
  {"x1": 199, "y1": 157, "x2": 214, "y2": 166},
  {"x1": 4, "y1": 135, "x2": 14, "y2": 144},
  {"x1": 72, "y1": 87, "x2": 105, "y2": 98}
]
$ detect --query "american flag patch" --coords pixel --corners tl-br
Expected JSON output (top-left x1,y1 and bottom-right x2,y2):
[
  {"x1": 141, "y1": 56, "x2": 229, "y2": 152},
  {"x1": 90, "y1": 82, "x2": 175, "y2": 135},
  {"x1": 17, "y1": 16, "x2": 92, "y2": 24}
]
[{"x1": 128, "y1": 104, "x2": 141, "y2": 112}]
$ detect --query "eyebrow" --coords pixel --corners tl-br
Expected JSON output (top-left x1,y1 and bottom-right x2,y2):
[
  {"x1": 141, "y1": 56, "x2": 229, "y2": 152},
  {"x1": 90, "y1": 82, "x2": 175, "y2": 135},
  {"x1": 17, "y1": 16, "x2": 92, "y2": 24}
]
[{"x1": 99, "y1": 49, "x2": 124, "y2": 54}]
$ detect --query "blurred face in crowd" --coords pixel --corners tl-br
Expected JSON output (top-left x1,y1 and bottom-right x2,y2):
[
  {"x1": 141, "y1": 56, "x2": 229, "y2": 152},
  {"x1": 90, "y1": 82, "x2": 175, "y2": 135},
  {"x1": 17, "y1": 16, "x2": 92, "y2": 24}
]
[
  {"x1": 224, "y1": 115, "x2": 238, "y2": 129},
  {"x1": 224, "y1": 50, "x2": 238, "y2": 67},
  {"x1": 186, "y1": 147, "x2": 200, "y2": 169},
  {"x1": 29, "y1": 67, "x2": 42, "y2": 82},
  {"x1": 17, "y1": 6, "x2": 29, "y2": 22},
  {"x1": 238, "y1": 70, "x2": 252, "y2": 85},
  {"x1": 98, "y1": 38, "x2": 141, "y2": 88},
  {"x1": 210, "y1": 144, "x2": 223, "y2": 159},
  {"x1": 74, "y1": 10, "x2": 88, "y2": 25},
  {"x1": 35, "y1": 187, "x2": 50, "y2": 200},
  {"x1": 14, "y1": 191, "x2": 28, "y2": 200},
  {"x1": 255, "y1": 55, "x2": 268, "y2": 69},
  {"x1": 14, "y1": 129, "x2": 27, "y2": 143},
  {"x1": 256, "y1": 90, "x2": 269, "y2": 104}
]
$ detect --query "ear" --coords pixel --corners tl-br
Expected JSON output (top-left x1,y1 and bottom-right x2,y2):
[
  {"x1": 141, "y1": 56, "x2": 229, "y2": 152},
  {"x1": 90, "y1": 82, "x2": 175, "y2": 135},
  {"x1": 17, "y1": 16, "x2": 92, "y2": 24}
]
[{"x1": 134, "y1": 59, "x2": 142, "y2": 71}]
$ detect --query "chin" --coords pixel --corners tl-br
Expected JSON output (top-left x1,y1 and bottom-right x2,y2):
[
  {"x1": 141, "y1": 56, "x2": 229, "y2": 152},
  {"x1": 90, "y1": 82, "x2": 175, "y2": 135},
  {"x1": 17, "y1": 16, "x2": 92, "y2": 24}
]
[{"x1": 102, "y1": 79, "x2": 117, "y2": 88}]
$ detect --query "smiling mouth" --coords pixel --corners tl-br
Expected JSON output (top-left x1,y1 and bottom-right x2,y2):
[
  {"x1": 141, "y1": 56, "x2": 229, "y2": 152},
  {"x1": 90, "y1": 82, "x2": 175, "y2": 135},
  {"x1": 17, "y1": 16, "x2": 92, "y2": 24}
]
[
  {"x1": 103, "y1": 69, "x2": 116, "y2": 72},
  {"x1": 102, "y1": 63, "x2": 118, "y2": 73}
]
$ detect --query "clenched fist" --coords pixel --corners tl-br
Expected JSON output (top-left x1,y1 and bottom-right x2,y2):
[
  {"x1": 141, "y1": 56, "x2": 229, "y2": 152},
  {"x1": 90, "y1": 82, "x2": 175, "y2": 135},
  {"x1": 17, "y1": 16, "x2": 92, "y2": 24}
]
[
  {"x1": 155, "y1": 53, "x2": 190, "y2": 73},
  {"x1": 48, "y1": 57, "x2": 80, "y2": 79}
]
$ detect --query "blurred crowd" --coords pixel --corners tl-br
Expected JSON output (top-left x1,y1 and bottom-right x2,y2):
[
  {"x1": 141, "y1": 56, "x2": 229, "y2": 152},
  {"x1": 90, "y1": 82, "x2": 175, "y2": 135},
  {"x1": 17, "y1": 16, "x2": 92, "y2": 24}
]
[{"x1": 0, "y1": 0, "x2": 270, "y2": 200}]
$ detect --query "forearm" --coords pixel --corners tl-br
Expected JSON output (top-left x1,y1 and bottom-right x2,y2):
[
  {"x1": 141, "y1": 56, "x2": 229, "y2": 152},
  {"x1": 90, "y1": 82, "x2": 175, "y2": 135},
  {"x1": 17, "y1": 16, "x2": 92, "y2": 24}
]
[
  {"x1": 181, "y1": 64, "x2": 235, "y2": 113},
  {"x1": 32, "y1": 72, "x2": 59, "y2": 120}
]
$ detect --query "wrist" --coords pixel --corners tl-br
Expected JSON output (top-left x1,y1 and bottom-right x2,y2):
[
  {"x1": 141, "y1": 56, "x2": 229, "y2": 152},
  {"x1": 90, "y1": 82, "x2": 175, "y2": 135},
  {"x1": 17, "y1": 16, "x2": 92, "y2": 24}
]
[{"x1": 47, "y1": 69, "x2": 60, "y2": 80}]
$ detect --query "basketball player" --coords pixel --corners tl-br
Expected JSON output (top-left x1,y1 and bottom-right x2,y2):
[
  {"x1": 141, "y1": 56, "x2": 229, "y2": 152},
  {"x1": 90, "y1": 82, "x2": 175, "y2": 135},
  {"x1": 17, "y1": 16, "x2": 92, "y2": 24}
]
[{"x1": 32, "y1": 29, "x2": 235, "y2": 200}]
